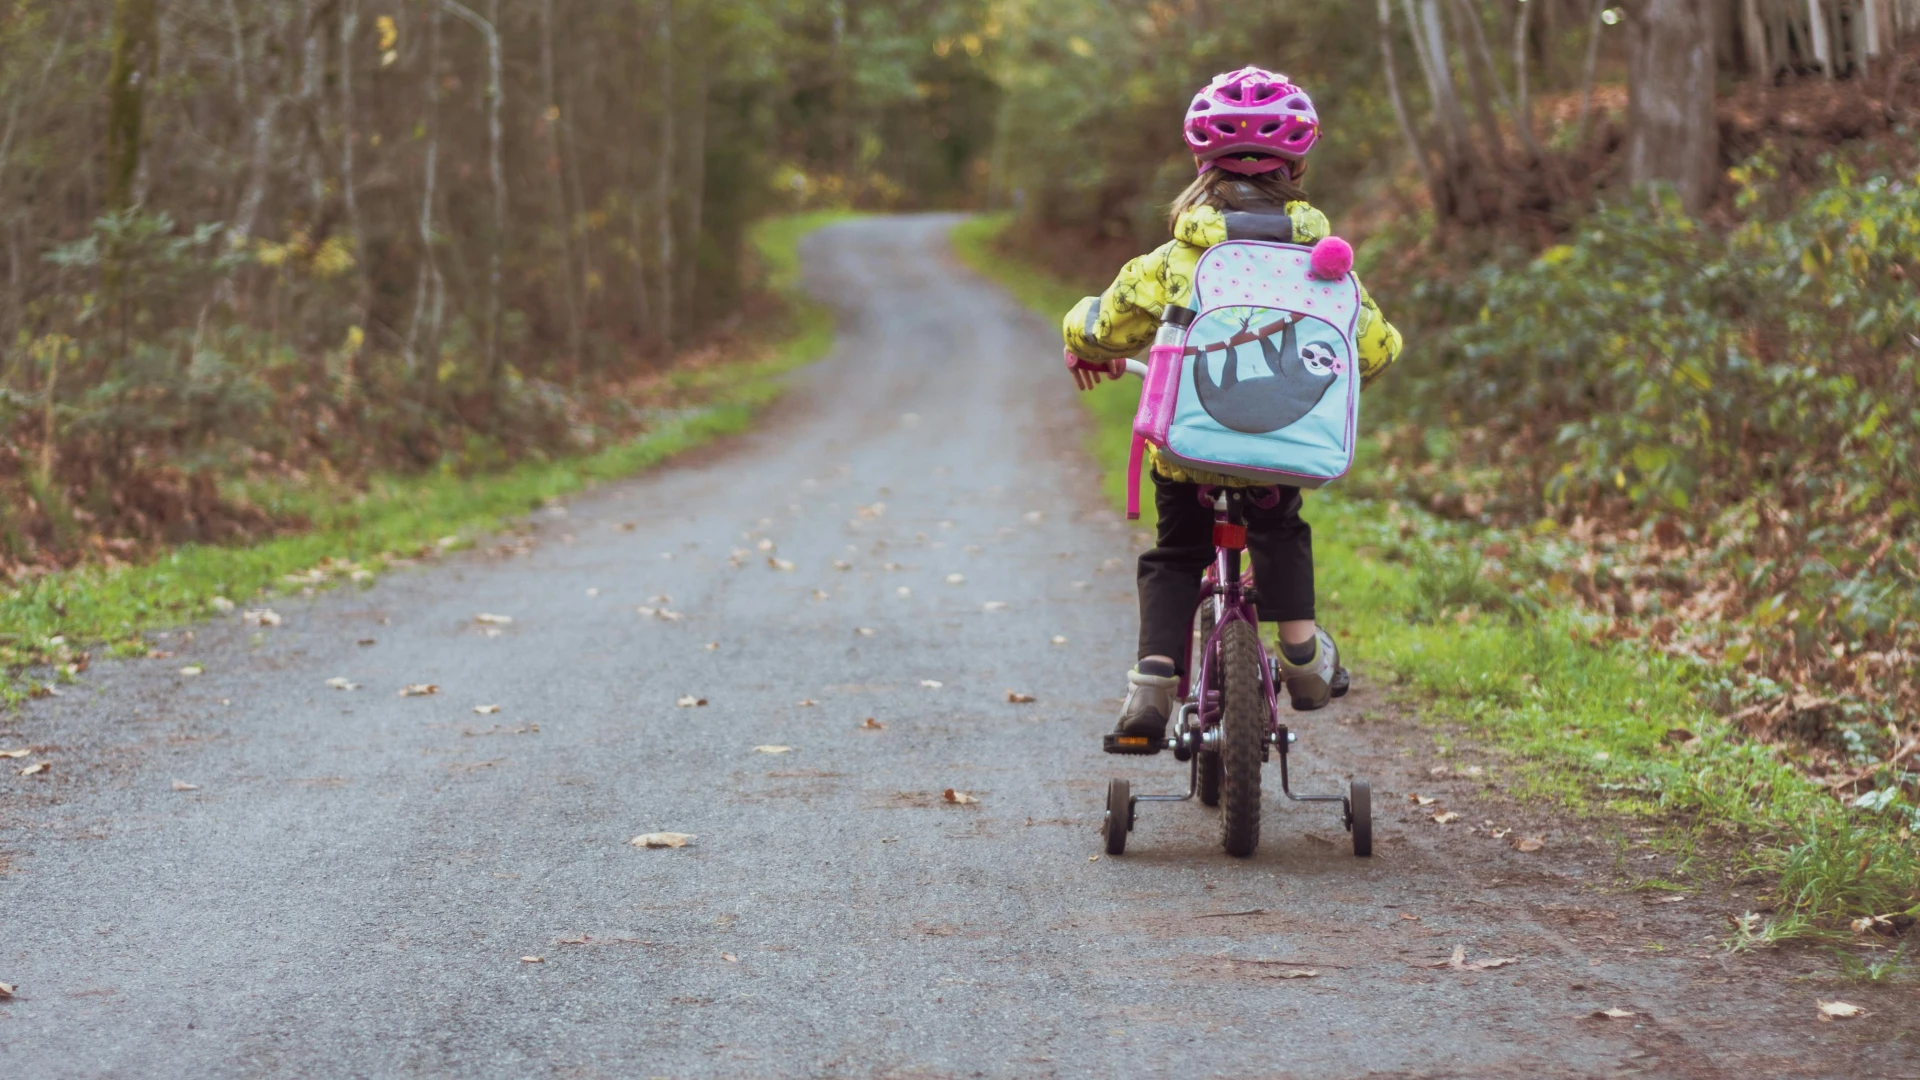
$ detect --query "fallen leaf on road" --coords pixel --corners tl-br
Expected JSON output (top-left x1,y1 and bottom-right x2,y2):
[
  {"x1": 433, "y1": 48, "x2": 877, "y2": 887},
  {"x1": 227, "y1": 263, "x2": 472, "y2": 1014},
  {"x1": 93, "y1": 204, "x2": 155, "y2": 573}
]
[
  {"x1": 1051, "y1": 636, "x2": 1068, "y2": 645},
  {"x1": 1514, "y1": 836, "x2": 1546, "y2": 852},
  {"x1": 1592, "y1": 1008, "x2": 1636, "y2": 1020},
  {"x1": 657, "y1": 609, "x2": 684, "y2": 621},
  {"x1": 757, "y1": 539, "x2": 775, "y2": 552},
  {"x1": 475, "y1": 613, "x2": 514, "y2": 625},
  {"x1": 943, "y1": 788, "x2": 979, "y2": 805},
  {"x1": 632, "y1": 832, "x2": 695, "y2": 848},
  {"x1": 243, "y1": 609, "x2": 283, "y2": 627},
  {"x1": 0, "y1": 749, "x2": 29, "y2": 758},
  {"x1": 946, "y1": 573, "x2": 966, "y2": 585},
  {"x1": 325, "y1": 677, "x2": 361, "y2": 691},
  {"x1": 0, "y1": 981, "x2": 12, "y2": 998},
  {"x1": 882, "y1": 562, "x2": 902, "y2": 571},
  {"x1": 18, "y1": 761, "x2": 49, "y2": 777},
  {"x1": 832, "y1": 560, "x2": 852, "y2": 571},
  {"x1": 797, "y1": 699, "x2": 817, "y2": 707},
  {"x1": 811, "y1": 590, "x2": 830, "y2": 600},
  {"x1": 399, "y1": 684, "x2": 439, "y2": 697},
  {"x1": 1431, "y1": 811, "x2": 1461, "y2": 824},
  {"x1": 855, "y1": 627, "x2": 876, "y2": 637},
  {"x1": 982, "y1": 601, "x2": 1009, "y2": 611},
  {"x1": 558, "y1": 935, "x2": 591, "y2": 945},
  {"x1": 1006, "y1": 691, "x2": 1036, "y2": 704},
  {"x1": 357, "y1": 638, "x2": 377, "y2": 646},
  {"x1": 1272, "y1": 969, "x2": 1319, "y2": 979},
  {"x1": 754, "y1": 746, "x2": 792, "y2": 755},
  {"x1": 1409, "y1": 793, "x2": 1437, "y2": 806},
  {"x1": 210, "y1": 597, "x2": 236, "y2": 612},
  {"x1": 676, "y1": 696, "x2": 707, "y2": 708},
  {"x1": 704, "y1": 642, "x2": 720, "y2": 651},
  {"x1": 1428, "y1": 765, "x2": 1450, "y2": 777},
  {"x1": 520, "y1": 956, "x2": 544, "y2": 964},
  {"x1": 180, "y1": 665, "x2": 204, "y2": 677},
  {"x1": 1427, "y1": 945, "x2": 1517, "y2": 971},
  {"x1": 896, "y1": 586, "x2": 912, "y2": 597},
  {"x1": 585, "y1": 588, "x2": 600, "y2": 597},
  {"x1": 921, "y1": 680, "x2": 943, "y2": 689},
  {"x1": 862, "y1": 718, "x2": 885, "y2": 730},
  {"x1": 1817, "y1": 1001, "x2": 1866, "y2": 1020},
  {"x1": 1024, "y1": 511, "x2": 1043, "y2": 523},
  {"x1": 474, "y1": 704, "x2": 501, "y2": 715},
  {"x1": 171, "y1": 780, "x2": 199, "y2": 791},
  {"x1": 769, "y1": 557, "x2": 797, "y2": 572},
  {"x1": 148, "y1": 649, "x2": 175, "y2": 659}
]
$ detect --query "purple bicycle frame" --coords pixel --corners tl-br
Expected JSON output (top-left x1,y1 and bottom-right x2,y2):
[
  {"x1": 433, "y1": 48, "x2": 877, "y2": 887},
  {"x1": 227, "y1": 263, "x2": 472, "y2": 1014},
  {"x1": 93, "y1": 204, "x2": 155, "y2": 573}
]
[{"x1": 1186, "y1": 493, "x2": 1282, "y2": 741}]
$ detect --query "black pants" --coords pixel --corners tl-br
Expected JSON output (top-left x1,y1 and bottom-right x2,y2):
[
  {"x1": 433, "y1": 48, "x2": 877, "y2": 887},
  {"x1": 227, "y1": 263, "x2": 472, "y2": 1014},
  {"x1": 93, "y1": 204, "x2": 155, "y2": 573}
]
[{"x1": 1138, "y1": 473, "x2": 1315, "y2": 673}]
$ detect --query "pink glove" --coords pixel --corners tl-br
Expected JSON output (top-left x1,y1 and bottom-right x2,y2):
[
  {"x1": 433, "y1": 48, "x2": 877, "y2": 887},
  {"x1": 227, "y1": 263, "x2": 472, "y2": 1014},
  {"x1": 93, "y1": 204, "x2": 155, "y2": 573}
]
[{"x1": 1065, "y1": 348, "x2": 1122, "y2": 392}]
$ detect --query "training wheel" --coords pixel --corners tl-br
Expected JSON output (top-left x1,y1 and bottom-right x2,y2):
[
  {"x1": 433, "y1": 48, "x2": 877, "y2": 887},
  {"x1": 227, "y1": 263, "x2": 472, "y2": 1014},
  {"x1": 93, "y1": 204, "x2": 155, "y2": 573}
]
[
  {"x1": 1349, "y1": 778, "x2": 1373, "y2": 858},
  {"x1": 1103, "y1": 778, "x2": 1132, "y2": 856}
]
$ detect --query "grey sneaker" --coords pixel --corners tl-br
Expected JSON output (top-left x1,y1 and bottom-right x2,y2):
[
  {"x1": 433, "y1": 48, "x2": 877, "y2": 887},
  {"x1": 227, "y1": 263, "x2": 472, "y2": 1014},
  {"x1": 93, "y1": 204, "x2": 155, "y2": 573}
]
[
  {"x1": 1278, "y1": 629, "x2": 1341, "y2": 711},
  {"x1": 1107, "y1": 661, "x2": 1179, "y2": 753}
]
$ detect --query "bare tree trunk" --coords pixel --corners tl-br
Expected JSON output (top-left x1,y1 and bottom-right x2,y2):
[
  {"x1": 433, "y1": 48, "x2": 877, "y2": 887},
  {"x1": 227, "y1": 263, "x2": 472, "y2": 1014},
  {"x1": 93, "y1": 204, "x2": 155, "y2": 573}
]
[
  {"x1": 541, "y1": 0, "x2": 584, "y2": 371},
  {"x1": 227, "y1": 2, "x2": 293, "y2": 248},
  {"x1": 1740, "y1": 0, "x2": 1771, "y2": 79},
  {"x1": 106, "y1": 0, "x2": 162, "y2": 213},
  {"x1": 407, "y1": 1, "x2": 446, "y2": 375},
  {"x1": 1577, "y1": 0, "x2": 1606, "y2": 138},
  {"x1": 1404, "y1": 0, "x2": 1473, "y2": 168},
  {"x1": 1627, "y1": 0, "x2": 1719, "y2": 212},
  {"x1": 222, "y1": 0, "x2": 251, "y2": 109},
  {"x1": 680, "y1": 58, "x2": 709, "y2": 322},
  {"x1": 1378, "y1": 0, "x2": 1440, "y2": 199},
  {"x1": 1808, "y1": 0, "x2": 1833, "y2": 76},
  {"x1": 1514, "y1": 0, "x2": 1538, "y2": 150},
  {"x1": 441, "y1": 0, "x2": 505, "y2": 391},
  {"x1": 339, "y1": 0, "x2": 367, "y2": 397},
  {"x1": 1447, "y1": 0, "x2": 1511, "y2": 166},
  {"x1": 655, "y1": 0, "x2": 675, "y2": 352}
]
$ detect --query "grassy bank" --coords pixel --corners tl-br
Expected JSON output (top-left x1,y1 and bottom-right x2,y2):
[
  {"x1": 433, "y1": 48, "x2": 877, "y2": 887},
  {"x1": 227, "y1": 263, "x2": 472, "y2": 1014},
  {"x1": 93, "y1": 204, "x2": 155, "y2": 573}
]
[
  {"x1": 953, "y1": 213, "x2": 1918, "y2": 950},
  {"x1": 2, "y1": 212, "x2": 854, "y2": 700}
]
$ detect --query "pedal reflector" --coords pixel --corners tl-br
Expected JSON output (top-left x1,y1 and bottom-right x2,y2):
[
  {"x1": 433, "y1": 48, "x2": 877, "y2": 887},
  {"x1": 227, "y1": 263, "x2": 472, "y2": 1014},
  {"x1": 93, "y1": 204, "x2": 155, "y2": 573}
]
[{"x1": 1115, "y1": 736, "x2": 1149, "y2": 747}]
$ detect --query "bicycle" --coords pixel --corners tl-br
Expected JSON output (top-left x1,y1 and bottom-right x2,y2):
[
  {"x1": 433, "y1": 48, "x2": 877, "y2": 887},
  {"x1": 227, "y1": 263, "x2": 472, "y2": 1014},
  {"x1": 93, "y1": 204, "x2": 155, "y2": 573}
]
[{"x1": 1076, "y1": 352, "x2": 1372, "y2": 861}]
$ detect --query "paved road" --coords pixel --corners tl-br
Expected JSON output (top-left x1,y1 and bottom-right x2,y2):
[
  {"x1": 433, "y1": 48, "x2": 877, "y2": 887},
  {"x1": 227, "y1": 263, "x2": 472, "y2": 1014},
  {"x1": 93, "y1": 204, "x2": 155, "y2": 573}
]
[{"x1": 3, "y1": 216, "x2": 1912, "y2": 1079}]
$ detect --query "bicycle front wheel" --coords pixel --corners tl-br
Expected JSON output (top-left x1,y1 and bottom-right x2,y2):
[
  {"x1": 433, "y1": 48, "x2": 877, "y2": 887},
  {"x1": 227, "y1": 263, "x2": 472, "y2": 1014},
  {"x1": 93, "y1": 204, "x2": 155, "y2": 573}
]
[{"x1": 1218, "y1": 618, "x2": 1265, "y2": 858}]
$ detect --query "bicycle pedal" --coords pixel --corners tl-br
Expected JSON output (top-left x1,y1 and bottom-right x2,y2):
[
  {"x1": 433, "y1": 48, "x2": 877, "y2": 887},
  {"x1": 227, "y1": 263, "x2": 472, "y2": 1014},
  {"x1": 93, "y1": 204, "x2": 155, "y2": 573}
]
[{"x1": 1102, "y1": 733, "x2": 1163, "y2": 756}]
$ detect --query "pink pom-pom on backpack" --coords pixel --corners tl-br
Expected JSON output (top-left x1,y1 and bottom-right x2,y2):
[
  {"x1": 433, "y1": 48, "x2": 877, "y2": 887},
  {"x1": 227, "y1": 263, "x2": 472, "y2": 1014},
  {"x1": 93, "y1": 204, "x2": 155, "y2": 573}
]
[{"x1": 1309, "y1": 236, "x2": 1353, "y2": 281}]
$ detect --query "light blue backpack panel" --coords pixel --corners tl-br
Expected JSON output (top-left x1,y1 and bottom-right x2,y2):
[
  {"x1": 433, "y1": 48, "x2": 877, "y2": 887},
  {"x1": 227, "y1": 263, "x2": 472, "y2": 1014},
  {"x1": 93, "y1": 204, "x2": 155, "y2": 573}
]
[{"x1": 1158, "y1": 241, "x2": 1361, "y2": 488}]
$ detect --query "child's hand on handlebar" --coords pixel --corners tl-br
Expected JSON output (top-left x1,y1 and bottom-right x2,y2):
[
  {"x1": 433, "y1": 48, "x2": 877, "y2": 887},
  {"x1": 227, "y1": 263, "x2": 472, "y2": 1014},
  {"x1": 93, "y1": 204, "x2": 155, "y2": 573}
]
[{"x1": 1065, "y1": 349, "x2": 1123, "y2": 392}]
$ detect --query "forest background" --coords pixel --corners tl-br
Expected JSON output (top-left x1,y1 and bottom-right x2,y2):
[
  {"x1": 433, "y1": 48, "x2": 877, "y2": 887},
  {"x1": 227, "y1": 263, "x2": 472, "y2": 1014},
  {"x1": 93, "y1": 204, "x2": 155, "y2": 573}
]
[{"x1": 3, "y1": 0, "x2": 1919, "y2": 937}]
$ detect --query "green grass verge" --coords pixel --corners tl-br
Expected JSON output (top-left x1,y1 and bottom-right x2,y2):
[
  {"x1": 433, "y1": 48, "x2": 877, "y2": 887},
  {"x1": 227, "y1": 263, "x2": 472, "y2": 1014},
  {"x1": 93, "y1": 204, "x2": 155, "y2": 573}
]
[
  {"x1": 2, "y1": 211, "x2": 857, "y2": 698},
  {"x1": 952, "y1": 212, "x2": 1918, "y2": 948}
]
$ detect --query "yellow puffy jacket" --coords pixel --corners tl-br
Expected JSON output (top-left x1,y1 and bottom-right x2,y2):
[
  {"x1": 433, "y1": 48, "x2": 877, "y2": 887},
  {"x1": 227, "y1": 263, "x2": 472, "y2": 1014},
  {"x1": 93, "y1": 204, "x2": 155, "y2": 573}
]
[{"x1": 1063, "y1": 202, "x2": 1403, "y2": 487}]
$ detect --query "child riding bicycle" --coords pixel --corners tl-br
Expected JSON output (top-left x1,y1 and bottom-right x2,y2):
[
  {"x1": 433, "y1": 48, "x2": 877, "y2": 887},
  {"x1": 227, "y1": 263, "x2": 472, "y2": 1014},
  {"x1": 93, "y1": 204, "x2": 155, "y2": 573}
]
[{"x1": 1062, "y1": 67, "x2": 1404, "y2": 752}]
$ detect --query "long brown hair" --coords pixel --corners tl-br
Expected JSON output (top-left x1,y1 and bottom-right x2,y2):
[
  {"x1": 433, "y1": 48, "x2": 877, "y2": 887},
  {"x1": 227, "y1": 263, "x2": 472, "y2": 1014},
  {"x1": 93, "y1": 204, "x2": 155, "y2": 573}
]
[{"x1": 1167, "y1": 166, "x2": 1309, "y2": 231}]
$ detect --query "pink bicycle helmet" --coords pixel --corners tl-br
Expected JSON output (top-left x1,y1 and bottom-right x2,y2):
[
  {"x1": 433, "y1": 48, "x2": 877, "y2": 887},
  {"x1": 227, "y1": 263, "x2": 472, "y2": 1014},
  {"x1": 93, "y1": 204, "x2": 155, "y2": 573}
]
[{"x1": 1184, "y1": 67, "x2": 1320, "y2": 176}]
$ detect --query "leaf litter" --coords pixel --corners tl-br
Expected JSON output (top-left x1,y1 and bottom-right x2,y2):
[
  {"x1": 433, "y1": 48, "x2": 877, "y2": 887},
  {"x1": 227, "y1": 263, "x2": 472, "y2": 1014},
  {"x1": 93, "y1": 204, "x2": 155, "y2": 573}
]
[
  {"x1": 632, "y1": 832, "x2": 695, "y2": 848},
  {"x1": 325, "y1": 677, "x2": 361, "y2": 691},
  {"x1": 1424, "y1": 945, "x2": 1518, "y2": 971},
  {"x1": 676, "y1": 696, "x2": 708, "y2": 708},
  {"x1": 399, "y1": 684, "x2": 439, "y2": 697},
  {"x1": 943, "y1": 788, "x2": 979, "y2": 805},
  {"x1": 1817, "y1": 1001, "x2": 1866, "y2": 1020},
  {"x1": 754, "y1": 746, "x2": 793, "y2": 755}
]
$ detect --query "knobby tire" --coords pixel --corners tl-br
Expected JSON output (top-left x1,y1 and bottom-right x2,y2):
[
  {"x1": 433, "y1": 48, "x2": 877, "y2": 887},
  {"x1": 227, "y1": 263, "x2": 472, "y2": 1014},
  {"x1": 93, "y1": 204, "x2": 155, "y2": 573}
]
[{"x1": 1218, "y1": 619, "x2": 1264, "y2": 857}]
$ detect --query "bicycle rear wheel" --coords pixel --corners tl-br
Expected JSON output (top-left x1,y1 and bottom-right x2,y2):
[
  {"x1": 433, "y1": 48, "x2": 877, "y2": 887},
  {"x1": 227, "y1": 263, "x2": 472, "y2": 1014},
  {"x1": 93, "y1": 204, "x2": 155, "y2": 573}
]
[{"x1": 1218, "y1": 619, "x2": 1264, "y2": 858}]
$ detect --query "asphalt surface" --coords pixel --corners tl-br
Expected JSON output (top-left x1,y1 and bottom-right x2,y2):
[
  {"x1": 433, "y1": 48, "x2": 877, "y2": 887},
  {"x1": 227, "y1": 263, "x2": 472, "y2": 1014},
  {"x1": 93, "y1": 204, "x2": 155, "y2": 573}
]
[{"x1": 3, "y1": 216, "x2": 1914, "y2": 1079}]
